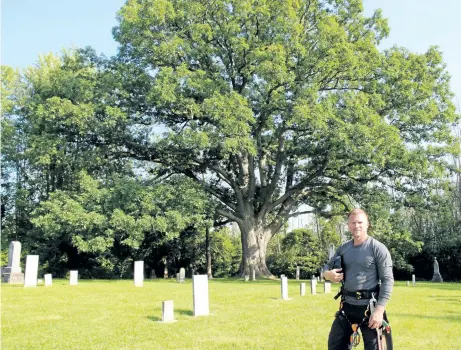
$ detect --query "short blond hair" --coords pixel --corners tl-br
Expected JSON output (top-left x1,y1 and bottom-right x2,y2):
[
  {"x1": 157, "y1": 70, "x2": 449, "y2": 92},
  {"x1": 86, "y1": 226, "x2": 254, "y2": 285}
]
[{"x1": 348, "y1": 208, "x2": 369, "y2": 221}]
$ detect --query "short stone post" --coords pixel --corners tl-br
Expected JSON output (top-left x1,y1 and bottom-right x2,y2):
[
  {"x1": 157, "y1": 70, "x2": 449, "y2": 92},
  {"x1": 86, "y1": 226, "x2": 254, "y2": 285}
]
[
  {"x1": 162, "y1": 300, "x2": 175, "y2": 322},
  {"x1": 251, "y1": 268, "x2": 256, "y2": 281},
  {"x1": 44, "y1": 274, "x2": 52, "y2": 286},
  {"x1": 281, "y1": 276, "x2": 289, "y2": 300},
  {"x1": 324, "y1": 281, "x2": 331, "y2": 293},
  {"x1": 244, "y1": 275, "x2": 250, "y2": 281},
  {"x1": 296, "y1": 266, "x2": 300, "y2": 281},
  {"x1": 406, "y1": 281, "x2": 409, "y2": 287},
  {"x1": 310, "y1": 278, "x2": 317, "y2": 295},
  {"x1": 412, "y1": 274, "x2": 415, "y2": 286},
  {"x1": 300, "y1": 282, "x2": 306, "y2": 296},
  {"x1": 164, "y1": 267, "x2": 168, "y2": 279}
]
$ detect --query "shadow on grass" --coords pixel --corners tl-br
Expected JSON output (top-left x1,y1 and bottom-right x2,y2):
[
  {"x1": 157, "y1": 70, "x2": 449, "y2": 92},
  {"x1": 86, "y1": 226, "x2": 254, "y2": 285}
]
[
  {"x1": 147, "y1": 316, "x2": 162, "y2": 322},
  {"x1": 176, "y1": 309, "x2": 193, "y2": 316}
]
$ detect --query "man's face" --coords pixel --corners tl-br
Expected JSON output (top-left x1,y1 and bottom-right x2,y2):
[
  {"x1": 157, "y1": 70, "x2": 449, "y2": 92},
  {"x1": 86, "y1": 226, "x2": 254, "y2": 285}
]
[{"x1": 347, "y1": 212, "x2": 369, "y2": 240}]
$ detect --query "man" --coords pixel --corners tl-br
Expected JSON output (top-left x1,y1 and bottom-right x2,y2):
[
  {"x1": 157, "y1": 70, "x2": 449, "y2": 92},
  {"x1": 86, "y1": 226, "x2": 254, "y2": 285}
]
[{"x1": 323, "y1": 209, "x2": 394, "y2": 350}]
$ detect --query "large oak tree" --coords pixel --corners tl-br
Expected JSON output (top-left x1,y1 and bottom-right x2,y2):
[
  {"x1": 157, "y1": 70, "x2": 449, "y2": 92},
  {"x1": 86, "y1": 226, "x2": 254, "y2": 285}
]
[{"x1": 111, "y1": 0, "x2": 459, "y2": 277}]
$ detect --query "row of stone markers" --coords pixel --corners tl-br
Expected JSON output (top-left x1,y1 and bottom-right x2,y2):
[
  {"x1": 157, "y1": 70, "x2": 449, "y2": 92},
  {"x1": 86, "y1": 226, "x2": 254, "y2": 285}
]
[
  {"x1": 0, "y1": 242, "x2": 81, "y2": 287},
  {"x1": 280, "y1": 275, "x2": 331, "y2": 300}
]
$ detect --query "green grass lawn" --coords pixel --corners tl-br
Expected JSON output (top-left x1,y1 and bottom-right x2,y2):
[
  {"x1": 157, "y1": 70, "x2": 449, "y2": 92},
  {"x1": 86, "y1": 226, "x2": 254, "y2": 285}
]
[{"x1": 2, "y1": 279, "x2": 460, "y2": 349}]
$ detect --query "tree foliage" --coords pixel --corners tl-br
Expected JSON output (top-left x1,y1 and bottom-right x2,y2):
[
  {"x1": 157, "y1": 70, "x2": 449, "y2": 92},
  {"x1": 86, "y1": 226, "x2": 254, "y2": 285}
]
[{"x1": 110, "y1": 0, "x2": 459, "y2": 276}]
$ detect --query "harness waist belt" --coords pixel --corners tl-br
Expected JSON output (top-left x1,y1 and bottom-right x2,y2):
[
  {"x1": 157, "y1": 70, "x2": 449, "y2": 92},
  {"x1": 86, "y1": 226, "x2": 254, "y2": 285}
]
[{"x1": 344, "y1": 288, "x2": 379, "y2": 300}]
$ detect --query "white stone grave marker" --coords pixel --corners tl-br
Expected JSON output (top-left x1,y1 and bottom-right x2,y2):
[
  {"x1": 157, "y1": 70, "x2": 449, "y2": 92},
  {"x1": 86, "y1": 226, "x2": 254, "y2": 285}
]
[
  {"x1": 412, "y1": 274, "x2": 415, "y2": 286},
  {"x1": 44, "y1": 274, "x2": 52, "y2": 286},
  {"x1": 134, "y1": 261, "x2": 144, "y2": 287},
  {"x1": 69, "y1": 270, "x2": 78, "y2": 285},
  {"x1": 192, "y1": 275, "x2": 209, "y2": 316},
  {"x1": 296, "y1": 266, "x2": 300, "y2": 281},
  {"x1": 24, "y1": 255, "x2": 39, "y2": 287},
  {"x1": 179, "y1": 268, "x2": 185, "y2": 283},
  {"x1": 300, "y1": 282, "x2": 306, "y2": 296},
  {"x1": 162, "y1": 300, "x2": 175, "y2": 322},
  {"x1": 324, "y1": 281, "x2": 331, "y2": 293},
  {"x1": 310, "y1": 279, "x2": 317, "y2": 295},
  {"x1": 244, "y1": 275, "x2": 250, "y2": 282},
  {"x1": 281, "y1": 276, "x2": 289, "y2": 300}
]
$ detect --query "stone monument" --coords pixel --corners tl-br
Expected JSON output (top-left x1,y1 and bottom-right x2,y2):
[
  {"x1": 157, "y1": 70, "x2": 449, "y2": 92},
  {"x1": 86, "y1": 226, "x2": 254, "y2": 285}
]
[
  {"x1": 431, "y1": 257, "x2": 443, "y2": 282},
  {"x1": 2, "y1": 241, "x2": 25, "y2": 284}
]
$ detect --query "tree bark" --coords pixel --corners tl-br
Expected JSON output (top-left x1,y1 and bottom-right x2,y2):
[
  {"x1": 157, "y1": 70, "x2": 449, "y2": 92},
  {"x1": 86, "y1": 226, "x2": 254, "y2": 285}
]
[
  {"x1": 238, "y1": 219, "x2": 274, "y2": 278},
  {"x1": 206, "y1": 226, "x2": 212, "y2": 279}
]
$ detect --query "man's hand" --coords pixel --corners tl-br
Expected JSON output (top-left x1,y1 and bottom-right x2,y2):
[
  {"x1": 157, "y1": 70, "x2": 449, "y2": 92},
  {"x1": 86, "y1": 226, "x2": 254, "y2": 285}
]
[
  {"x1": 368, "y1": 305, "x2": 385, "y2": 329},
  {"x1": 324, "y1": 269, "x2": 344, "y2": 283}
]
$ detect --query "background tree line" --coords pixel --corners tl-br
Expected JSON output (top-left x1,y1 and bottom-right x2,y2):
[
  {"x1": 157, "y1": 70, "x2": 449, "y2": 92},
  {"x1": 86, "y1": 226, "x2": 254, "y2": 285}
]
[{"x1": 1, "y1": 0, "x2": 460, "y2": 280}]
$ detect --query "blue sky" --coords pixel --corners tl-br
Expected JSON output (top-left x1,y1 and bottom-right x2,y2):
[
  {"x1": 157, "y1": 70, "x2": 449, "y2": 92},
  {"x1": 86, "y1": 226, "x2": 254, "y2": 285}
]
[{"x1": 2, "y1": 0, "x2": 460, "y2": 105}]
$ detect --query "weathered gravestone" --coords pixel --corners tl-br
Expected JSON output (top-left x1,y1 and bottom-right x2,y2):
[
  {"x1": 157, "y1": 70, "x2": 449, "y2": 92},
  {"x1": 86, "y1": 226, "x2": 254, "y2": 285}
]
[
  {"x1": 2, "y1": 241, "x2": 24, "y2": 284},
  {"x1": 300, "y1": 282, "x2": 306, "y2": 296},
  {"x1": 44, "y1": 274, "x2": 52, "y2": 286},
  {"x1": 164, "y1": 267, "x2": 168, "y2": 279},
  {"x1": 176, "y1": 273, "x2": 180, "y2": 283},
  {"x1": 162, "y1": 300, "x2": 175, "y2": 322},
  {"x1": 296, "y1": 266, "x2": 300, "y2": 281},
  {"x1": 251, "y1": 267, "x2": 256, "y2": 281},
  {"x1": 24, "y1": 255, "x2": 39, "y2": 287},
  {"x1": 179, "y1": 268, "x2": 185, "y2": 283},
  {"x1": 431, "y1": 257, "x2": 443, "y2": 282},
  {"x1": 244, "y1": 275, "x2": 250, "y2": 282},
  {"x1": 69, "y1": 270, "x2": 78, "y2": 285},
  {"x1": 192, "y1": 275, "x2": 209, "y2": 316},
  {"x1": 134, "y1": 261, "x2": 144, "y2": 287},
  {"x1": 412, "y1": 274, "x2": 416, "y2": 286}
]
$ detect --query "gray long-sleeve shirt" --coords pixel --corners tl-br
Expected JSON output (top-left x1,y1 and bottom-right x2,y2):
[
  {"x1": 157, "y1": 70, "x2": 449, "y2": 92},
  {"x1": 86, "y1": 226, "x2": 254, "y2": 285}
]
[{"x1": 324, "y1": 236, "x2": 394, "y2": 307}]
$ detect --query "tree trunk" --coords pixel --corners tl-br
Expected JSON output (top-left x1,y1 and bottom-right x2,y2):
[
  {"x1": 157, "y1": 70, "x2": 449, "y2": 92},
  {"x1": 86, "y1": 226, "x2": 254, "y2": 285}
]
[
  {"x1": 238, "y1": 220, "x2": 275, "y2": 278},
  {"x1": 206, "y1": 226, "x2": 212, "y2": 279}
]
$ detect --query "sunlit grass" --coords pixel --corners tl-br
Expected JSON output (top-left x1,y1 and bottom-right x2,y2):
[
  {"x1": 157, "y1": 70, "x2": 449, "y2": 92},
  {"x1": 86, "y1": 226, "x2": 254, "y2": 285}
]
[{"x1": 2, "y1": 279, "x2": 460, "y2": 349}]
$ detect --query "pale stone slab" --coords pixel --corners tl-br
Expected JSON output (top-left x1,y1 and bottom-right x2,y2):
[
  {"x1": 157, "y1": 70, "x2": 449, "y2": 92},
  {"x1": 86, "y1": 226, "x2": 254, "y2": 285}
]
[
  {"x1": 69, "y1": 270, "x2": 78, "y2": 285},
  {"x1": 162, "y1": 300, "x2": 175, "y2": 322},
  {"x1": 24, "y1": 255, "x2": 39, "y2": 287},
  {"x1": 244, "y1": 275, "x2": 250, "y2": 282},
  {"x1": 164, "y1": 267, "x2": 168, "y2": 279},
  {"x1": 281, "y1": 276, "x2": 289, "y2": 300},
  {"x1": 176, "y1": 273, "x2": 180, "y2": 283},
  {"x1": 134, "y1": 261, "x2": 144, "y2": 287},
  {"x1": 310, "y1": 279, "x2": 317, "y2": 295},
  {"x1": 192, "y1": 275, "x2": 209, "y2": 316},
  {"x1": 406, "y1": 281, "x2": 410, "y2": 287},
  {"x1": 179, "y1": 268, "x2": 185, "y2": 283},
  {"x1": 251, "y1": 268, "x2": 256, "y2": 281},
  {"x1": 296, "y1": 266, "x2": 300, "y2": 281},
  {"x1": 324, "y1": 281, "x2": 331, "y2": 293},
  {"x1": 300, "y1": 282, "x2": 306, "y2": 296},
  {"x1": 44, "y1": 274, "x2": 52, "y2": 286},
  {"x1": 412, "y1": 274, "x2": 415, "y2": 286}
]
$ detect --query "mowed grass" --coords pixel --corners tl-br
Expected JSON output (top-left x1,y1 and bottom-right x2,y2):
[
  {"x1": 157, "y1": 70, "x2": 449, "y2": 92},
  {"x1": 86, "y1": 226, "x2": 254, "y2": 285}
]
[{"x1": 1, "y1": 279, "x2": 461, "y2": 349}]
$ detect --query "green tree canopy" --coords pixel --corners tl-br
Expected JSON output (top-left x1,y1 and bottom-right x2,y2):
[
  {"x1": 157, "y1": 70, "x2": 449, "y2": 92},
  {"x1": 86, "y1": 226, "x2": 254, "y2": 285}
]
[{"x1": 109, "y1": 0, "x2": 459, "y2": 276}]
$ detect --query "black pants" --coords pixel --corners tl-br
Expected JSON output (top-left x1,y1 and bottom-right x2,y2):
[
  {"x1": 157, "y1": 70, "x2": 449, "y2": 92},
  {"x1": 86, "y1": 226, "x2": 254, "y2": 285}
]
[{"x1": 327, "y1": 303, "x2": 389, "y2": 350}]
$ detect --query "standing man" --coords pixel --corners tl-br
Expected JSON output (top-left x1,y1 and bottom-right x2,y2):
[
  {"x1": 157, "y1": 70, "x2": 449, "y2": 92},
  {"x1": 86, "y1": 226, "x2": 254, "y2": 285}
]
[{"x1": 323, "y1": 209, "x2": 394, "y2": 349}]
